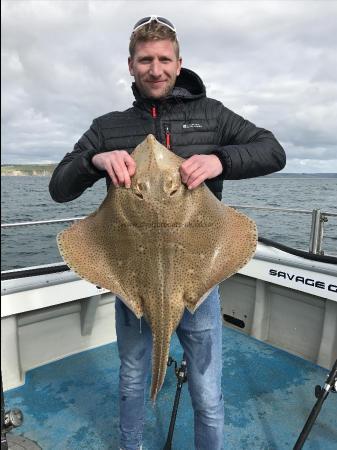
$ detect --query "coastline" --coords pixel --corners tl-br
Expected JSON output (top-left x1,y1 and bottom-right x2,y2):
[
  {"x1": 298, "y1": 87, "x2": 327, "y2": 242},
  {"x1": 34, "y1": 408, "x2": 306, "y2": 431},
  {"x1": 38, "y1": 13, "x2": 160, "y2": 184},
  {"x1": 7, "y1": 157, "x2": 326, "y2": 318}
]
[
  {"x1": 1, "y1": 164, "x2": 337, "y2": 178},
  {"x1": 2, "y1": 172, "x2": 53, "y2": 176},
  {"x1": 1, "y1": 165, "x2": 56, "y2": 176},
  {"x1": 2, "y1": 172, "x2": 337, "y2": 178}
]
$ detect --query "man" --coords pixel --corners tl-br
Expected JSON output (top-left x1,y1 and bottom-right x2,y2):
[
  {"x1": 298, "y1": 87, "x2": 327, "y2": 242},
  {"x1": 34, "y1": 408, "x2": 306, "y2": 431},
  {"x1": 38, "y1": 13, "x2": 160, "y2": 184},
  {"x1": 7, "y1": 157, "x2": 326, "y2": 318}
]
[{"x1": 50, "y1": 16, "x2": 286, "y2": 450}]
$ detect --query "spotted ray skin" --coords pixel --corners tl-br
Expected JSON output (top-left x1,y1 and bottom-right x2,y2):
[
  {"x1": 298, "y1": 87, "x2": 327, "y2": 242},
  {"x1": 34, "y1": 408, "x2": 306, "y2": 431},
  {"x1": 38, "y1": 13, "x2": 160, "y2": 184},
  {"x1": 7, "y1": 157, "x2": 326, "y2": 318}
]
[{"x1": 57, "y1": 134, "x2": 257, "y2": 401}]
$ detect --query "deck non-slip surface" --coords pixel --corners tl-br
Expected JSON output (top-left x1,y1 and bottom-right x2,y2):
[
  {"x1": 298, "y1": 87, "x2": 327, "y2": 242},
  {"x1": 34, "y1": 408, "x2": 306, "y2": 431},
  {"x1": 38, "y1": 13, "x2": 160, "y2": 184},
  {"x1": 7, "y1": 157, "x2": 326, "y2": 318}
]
[{"x1": 4, "y1": 326, "x2": 337, "y2": 449}]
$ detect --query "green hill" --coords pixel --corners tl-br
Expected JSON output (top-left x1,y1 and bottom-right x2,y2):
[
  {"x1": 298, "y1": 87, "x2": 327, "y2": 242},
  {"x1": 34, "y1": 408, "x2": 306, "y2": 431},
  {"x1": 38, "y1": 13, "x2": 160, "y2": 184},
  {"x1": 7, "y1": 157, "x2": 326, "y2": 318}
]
[
  {"x1": 1, "y1": 164, "x2": 336, "y2": 177},
  {"x1": 1, "y1": 164, "x2": 57, "y2": 176}
]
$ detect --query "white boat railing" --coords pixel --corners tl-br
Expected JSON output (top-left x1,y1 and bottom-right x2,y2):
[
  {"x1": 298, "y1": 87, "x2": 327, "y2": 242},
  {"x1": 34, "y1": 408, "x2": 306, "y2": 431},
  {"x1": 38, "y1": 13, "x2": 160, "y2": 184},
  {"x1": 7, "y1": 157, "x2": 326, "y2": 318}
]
[
  {"x1": 228, "y1": 206, "x2": 337, "y2": 255},
  {"x1": 1, "y1": 206, "x2": 337, "y2": 255},
  {"x1": 0, "y1": 217, "x2": 86, "y2": 227}
]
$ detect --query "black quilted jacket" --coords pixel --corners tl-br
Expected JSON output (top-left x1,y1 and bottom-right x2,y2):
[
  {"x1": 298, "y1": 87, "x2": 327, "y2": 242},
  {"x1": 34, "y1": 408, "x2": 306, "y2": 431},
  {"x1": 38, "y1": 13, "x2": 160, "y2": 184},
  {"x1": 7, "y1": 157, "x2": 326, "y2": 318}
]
[{"x1": 49, "y1": 68, "x2": 286, "y2": 202}]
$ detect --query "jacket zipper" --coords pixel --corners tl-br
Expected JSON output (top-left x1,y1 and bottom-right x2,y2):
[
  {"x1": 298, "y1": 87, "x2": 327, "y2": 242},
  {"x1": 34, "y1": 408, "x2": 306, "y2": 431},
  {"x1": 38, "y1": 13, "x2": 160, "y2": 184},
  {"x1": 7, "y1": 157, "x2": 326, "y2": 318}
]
[
  {"x1": 151, "y1": 106, "x2": 157, "y2": 119},
  {"x1": 151, "y1": 105, "x2": 171, "y2": 150},
  {"x1": 151, "y1": 105, "x2": 161, "y2": 143},
  {"x1": 164, "y1": 124, "x2": 171, "y2": 150}
]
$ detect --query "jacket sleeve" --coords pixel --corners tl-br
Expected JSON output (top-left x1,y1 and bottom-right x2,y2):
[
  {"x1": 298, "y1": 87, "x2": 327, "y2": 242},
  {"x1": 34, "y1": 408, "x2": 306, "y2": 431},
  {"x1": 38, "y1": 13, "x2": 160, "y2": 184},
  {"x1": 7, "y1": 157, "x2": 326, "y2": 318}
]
[
  {"x1": 214, "y1": 104, "x2": 286, "y2": 179},
  {"x1": 49, "y1": 120, "x2": 106, "y2": 203}
]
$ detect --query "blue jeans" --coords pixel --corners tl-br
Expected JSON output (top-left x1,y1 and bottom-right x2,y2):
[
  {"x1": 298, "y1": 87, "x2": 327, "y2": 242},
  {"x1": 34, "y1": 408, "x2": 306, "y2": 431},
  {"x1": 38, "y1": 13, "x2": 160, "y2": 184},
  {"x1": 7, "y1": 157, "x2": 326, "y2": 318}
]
[{"x1": 116, "y1": 287, "x2": 224, "y2": 450}]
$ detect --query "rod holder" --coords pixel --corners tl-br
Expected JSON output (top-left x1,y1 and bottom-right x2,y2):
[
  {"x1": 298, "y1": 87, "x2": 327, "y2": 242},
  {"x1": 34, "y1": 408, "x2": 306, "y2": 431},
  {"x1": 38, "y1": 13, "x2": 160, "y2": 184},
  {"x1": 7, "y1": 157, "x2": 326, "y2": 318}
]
[{"x1": 309, "y1": 209, "x2": 327, "y2": 255}]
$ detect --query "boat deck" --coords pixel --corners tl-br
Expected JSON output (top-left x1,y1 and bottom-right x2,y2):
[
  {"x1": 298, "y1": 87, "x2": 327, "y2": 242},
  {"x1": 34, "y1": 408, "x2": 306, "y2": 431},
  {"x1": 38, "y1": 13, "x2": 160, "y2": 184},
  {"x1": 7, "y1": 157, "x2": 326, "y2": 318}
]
[{"x1": 4, "y1": 326, "x2": 337, "y2": 450}]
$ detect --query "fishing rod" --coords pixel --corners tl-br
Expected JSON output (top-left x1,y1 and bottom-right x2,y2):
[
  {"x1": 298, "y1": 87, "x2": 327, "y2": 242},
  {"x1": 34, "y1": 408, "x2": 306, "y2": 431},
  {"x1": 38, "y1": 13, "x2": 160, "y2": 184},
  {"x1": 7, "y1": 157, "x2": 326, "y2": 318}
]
[
  {"x1": 1, "y1": 374, "x2": 8, "y2": 450},
  {"x1": 163, "y1": 356, "x2": 188, "y2": 450},
  {"x1": 293, "y1": 358, "x2": 337, "y2": 449},
  {"x1": 1, "y1": 371, "x2": 42, "y2": 450},
  {"x1": 1, "y1": 372, "x2": 24, "y2": 450}
]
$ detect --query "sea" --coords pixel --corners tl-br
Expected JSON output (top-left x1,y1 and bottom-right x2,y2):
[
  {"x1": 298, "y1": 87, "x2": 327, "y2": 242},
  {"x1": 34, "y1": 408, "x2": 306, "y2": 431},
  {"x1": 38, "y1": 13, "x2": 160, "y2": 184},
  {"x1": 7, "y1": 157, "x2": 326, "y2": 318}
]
[{"x1": 1, "y1": 175, "x2": 337, "y2": 271}]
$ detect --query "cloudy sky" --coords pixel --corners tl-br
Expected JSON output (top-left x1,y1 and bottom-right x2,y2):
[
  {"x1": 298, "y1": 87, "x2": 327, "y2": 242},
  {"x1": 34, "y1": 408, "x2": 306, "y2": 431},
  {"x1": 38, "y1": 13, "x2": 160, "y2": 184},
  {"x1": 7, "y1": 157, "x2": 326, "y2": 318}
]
[{"x1": 2, "y1": 0, "x2": 337, "y2": 172}]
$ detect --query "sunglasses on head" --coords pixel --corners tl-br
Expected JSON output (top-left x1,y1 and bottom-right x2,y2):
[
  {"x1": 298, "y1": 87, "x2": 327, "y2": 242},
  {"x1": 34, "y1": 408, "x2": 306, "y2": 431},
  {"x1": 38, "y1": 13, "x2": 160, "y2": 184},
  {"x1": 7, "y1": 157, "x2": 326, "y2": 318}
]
[{"x1": 133, "y1": 16, "x2": 176, "y2": 33}]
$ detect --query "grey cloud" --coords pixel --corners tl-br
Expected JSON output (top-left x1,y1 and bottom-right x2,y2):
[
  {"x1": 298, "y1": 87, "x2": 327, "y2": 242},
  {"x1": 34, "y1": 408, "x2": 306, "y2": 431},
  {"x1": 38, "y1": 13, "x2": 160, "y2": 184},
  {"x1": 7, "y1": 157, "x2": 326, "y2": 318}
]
[{"x1": 1, "y1": 0, "x2": 337, "y2": 171}]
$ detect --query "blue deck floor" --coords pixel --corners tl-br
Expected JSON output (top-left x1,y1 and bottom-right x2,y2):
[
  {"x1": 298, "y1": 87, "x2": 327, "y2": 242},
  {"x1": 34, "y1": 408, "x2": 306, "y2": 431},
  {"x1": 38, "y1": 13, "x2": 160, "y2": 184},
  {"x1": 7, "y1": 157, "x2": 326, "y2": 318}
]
[{"x1": 4, "y1": 326, "x2": 337, "y2": 450}]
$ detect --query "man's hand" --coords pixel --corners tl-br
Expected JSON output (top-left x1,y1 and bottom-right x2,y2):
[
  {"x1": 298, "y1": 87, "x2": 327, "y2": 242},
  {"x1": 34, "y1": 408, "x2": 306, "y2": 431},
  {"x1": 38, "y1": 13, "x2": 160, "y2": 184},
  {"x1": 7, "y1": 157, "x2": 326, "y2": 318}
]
[
  {"x1": 179, "y1": 154, "x2": 223, "y2": 189},
  {"x1": 92, "y1": 151, "x2": 136, "y2": 188}
]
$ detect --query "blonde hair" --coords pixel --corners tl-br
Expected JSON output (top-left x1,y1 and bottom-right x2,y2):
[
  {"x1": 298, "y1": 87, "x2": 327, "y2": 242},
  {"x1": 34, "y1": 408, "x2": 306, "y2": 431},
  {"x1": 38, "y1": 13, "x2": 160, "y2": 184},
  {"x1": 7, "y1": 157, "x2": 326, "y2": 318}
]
[{"x1": 129, "y1": 22, "x2": 180, "y2": 59}]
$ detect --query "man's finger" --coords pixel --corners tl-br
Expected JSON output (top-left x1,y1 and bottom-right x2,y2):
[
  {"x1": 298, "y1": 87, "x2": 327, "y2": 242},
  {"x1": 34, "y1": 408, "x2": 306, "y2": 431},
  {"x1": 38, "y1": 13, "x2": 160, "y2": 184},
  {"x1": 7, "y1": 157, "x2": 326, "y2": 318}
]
[
  {"x1": 181, "y1": 155, "x2": 198, "y2": 168},
  {"x1": 113, "y1": 158, "x2": 127, "y2": 186},
  {"x1": 124, "y1": 154, "x2": 137, "y2": 178},
  {"x1": 180, "y1": 161, "x2": 201, "y2": 183},
  {"x1": 106, "y1": 162, "x2": 119, "y2": 187},
  {"x1": 121, "y1": 162, "x2": 131, "y2": 188},
  {"x1": 180, "y1": 157, "x2": 197, "y2": 173},
  {"x1": 186, "y1": 168, "x2": 206, "y2": 188},
  {"x1": 188, "y1": 172, "x2": 207, "y2": 189},
  {"x1": 116, "y1": 154, "x2": 135, "y2": 187}
]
